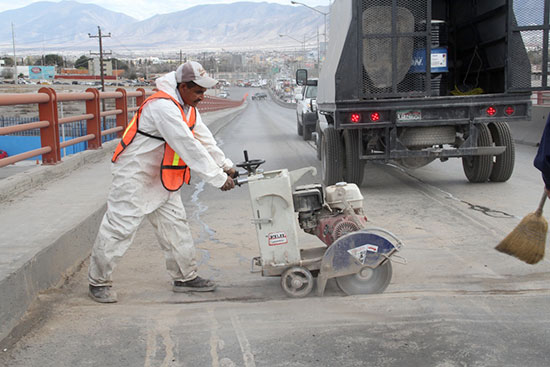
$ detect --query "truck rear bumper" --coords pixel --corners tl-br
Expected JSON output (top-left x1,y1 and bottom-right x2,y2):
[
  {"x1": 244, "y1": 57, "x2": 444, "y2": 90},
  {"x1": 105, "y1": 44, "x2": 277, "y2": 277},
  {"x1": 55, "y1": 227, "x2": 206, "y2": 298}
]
[
  {"x1": 322, "y1": 92, "x2": 532, "y2": 128},
  {"x1": 363, "y1": 145, "x2": 506, "y2": 161}
]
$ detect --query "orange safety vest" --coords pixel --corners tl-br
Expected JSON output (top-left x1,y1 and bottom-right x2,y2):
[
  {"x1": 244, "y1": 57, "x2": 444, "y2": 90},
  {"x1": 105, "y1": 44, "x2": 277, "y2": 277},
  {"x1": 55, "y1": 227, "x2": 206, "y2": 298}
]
[{"x1": 112, "y1": 90, "x2": 196, "y2": 191}]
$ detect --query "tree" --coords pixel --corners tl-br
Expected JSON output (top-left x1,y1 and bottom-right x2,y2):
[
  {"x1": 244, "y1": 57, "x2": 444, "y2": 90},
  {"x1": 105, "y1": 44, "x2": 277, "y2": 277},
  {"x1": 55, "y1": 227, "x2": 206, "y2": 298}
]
[
  {"x1": 1, "y1": 69, "x2": 13, "y2": 79},
  {"x1": 1, "y1": 57, "x2": 14, "y2": 66},
  {"x1": 75, "y1": 55, "x2": 90, "y2": 69},
  {"x1": 108, "y1": 58, "x2": 129, "y2": 72},
  {"x1": 44, "y1": 54, "x2": 64, "y2": 66}
]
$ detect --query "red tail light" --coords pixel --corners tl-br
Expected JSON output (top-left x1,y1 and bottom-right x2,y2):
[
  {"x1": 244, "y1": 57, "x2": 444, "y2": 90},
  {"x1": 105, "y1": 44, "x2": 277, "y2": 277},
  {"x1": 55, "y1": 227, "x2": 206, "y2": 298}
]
[
  {"x1": 350, "y1": 113, "x2": 362, "y2": 123},
  {"x1": 486, "y1": 106, "x2": 497, "y2": 116},
  {"x1": 505, "y1": 106, "x2": 515, "y2": 116},
  {"x1": 370, "y1": 112, "x2": 380, "y2": 122}
]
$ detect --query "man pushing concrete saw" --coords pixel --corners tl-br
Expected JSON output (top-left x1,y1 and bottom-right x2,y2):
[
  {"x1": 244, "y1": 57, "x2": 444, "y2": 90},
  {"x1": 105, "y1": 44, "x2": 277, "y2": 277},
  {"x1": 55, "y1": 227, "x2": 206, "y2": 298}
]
[{"x1": 88, "y1": 61, "x2": 236, "y2": 303}]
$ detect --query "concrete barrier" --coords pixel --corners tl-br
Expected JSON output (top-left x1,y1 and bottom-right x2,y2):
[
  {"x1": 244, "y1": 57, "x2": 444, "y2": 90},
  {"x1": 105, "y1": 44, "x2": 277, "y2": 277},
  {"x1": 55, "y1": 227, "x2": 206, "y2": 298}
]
[
  {"x1": 508, "y1": 105, "x2": 549, "y2": 146},
  {"x1": 267, "y1": 88, "x2": 296, "y2": 110},
  {"x1": 0, "y1": 104, "x2": 247, "y2": 347}
]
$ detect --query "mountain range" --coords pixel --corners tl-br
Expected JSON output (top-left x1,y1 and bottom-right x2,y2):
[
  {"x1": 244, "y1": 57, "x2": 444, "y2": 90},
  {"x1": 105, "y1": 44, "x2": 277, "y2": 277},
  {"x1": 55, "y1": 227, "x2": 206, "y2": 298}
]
[{"x1": 0, "y1": 1, "x2": 326, "y2": 53}]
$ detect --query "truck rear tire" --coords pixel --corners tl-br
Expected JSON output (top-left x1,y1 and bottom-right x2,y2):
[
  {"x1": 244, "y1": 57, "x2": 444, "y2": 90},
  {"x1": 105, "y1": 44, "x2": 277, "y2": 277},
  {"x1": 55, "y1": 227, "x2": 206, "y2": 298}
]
[
  {"x1": 322, "y1": 126, "x2": 344, "y2": 185},
  {"x1": 315, "y1": 120, "x2": 322, "y2": 160},
  {"x1": 303, "y1": 115, "x2": 312, "y2": 141},
  {"x1": 343, "y1": 130, "x2": 365, "y2": 185},
  {"x1": 462, "y1": 123, "x2": 494, "y2": 183},
  {"x1": 488, "y1": 122, "x2": 515, "y2": 182}
]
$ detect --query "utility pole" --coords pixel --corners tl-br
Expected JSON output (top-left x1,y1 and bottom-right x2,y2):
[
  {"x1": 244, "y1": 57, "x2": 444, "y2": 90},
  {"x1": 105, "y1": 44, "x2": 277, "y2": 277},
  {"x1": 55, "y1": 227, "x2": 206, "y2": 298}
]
[
  {"x1": 88, "y1": 26, "x2": 111, "y2": 92},
  {"x1": 11, "y1": 23, "x2": 16, "y2": 84},
  {"x1": 179, "y1": 50, "x2": 183, "y2": 65}
]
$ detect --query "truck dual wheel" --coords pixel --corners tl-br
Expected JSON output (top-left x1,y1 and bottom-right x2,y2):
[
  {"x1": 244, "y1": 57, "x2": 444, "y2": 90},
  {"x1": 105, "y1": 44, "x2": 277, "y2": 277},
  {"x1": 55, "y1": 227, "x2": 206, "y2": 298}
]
[
  {"x1": 462, "y1": 123, "x2": 494, "y2": 183},
  {"x1": 488, "y1": 122, "x2": 515, "y2": 182},
  {"x1": 343, "y1": 129, "x2": 365, "y2": 185},
  {"x1": 321, "y1": 126, "x2": 344, "y2": 186},
  {"x1": 297, "y1": 117, "x2": 303, "y2": 136},
  {"x1": 315, "y1": 120, "x2": 322, "y2": 160},
  {"x1": 302, "y1": 115, "x2": 312, "y2": 141}
]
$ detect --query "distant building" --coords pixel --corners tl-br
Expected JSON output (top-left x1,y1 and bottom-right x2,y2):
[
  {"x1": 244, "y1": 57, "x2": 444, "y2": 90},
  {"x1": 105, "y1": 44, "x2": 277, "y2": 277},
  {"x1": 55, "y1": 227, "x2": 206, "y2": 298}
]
[
  {"x1": 88, "y1": 58, "x2": 113, "y2": 76},
  {"x1": 231, "y1": 54, "x2": 243, "y2": 69},
  {"x1": 60, "y1": 68, "x2": 88, "y2": 75}
]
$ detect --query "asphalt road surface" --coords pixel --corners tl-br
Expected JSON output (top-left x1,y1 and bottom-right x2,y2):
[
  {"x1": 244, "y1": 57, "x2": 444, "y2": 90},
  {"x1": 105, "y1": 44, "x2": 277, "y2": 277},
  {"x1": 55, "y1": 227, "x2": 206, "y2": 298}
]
[{"x1": 1, "y1": 88, "x2": 549, "y2": 367}]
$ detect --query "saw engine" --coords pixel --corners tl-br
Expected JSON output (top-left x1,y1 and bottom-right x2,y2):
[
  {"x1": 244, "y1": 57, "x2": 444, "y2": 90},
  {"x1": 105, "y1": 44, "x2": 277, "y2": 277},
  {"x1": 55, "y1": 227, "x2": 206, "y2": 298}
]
[{"x1": 292, "y1": 182, "x2": 368, "y2": 246}]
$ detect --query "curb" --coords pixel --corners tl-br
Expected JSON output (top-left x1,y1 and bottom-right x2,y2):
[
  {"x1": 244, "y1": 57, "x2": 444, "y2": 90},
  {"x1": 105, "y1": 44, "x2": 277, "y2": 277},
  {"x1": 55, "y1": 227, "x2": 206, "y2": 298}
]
[
  {"x1": 0, "y1": 105, "x2": 247, "y2": 347},
  {"x1": 0, "y1": 141, "x2": 118, "y2": 204},
  {"x1": 267, "y1": 88, "x2": 296, "y2": 109}
]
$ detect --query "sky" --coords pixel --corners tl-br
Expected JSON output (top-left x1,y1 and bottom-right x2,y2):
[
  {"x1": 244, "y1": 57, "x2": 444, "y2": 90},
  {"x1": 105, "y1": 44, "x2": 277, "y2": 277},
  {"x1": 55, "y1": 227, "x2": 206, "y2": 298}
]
[{"x1": 0, "y1": 0, "x2": 330, "y2": 20}]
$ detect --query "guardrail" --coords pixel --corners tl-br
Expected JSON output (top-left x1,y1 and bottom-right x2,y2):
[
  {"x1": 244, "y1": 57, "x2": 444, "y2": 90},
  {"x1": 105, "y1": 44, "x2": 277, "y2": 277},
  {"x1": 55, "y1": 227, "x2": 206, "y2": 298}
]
[
  {"x1": 534, "y1": 91, "x2": 550, "y2": 106},
  {"x1": 0, "y1": 88, "x2": 246, "y2": 168}
]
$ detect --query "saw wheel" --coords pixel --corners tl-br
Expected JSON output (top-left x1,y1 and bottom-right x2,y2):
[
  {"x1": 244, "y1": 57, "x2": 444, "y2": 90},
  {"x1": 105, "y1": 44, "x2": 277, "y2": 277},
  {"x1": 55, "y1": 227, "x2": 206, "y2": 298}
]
[
  {"x1": 280, "y1": 266, "x2": 314, "y2": 298},
  {"x1": 335, "y1": 261, "x2": 393, "y2": 295}
]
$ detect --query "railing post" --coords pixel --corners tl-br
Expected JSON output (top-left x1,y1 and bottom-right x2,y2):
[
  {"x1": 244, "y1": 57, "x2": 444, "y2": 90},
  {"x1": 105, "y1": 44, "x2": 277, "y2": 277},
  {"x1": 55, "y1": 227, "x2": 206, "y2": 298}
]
[
  {"x1": 85, "y1": 88, "x2": 102, "y2": 149},
  {"x1": 38, "y1": 87, "x2": 61, "y2": 164},
  {"x1": 115, "y1": 88, "x2": 128, "y2": 137},
  {"x1": 136, "y1": 88, "x2": 146, "y2": 106}
]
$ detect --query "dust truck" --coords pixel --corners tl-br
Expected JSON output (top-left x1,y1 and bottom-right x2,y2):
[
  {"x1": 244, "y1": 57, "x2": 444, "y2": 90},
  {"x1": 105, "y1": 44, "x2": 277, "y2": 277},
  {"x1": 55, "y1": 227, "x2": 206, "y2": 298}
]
[{"x1": 299, "y1": 0, "x2": 550, "y2": 185}]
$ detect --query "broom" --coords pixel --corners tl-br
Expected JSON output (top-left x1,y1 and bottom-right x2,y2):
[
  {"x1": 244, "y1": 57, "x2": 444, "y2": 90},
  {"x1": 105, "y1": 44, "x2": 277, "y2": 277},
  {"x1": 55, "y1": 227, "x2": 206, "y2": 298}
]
[{"x1": 495, "y1": 191, "x2": 547, "y2": 264}]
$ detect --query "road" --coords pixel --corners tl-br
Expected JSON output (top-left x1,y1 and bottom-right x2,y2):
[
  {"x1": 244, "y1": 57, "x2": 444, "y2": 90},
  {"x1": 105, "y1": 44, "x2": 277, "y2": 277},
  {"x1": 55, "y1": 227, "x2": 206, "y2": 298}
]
[{"x1": 1, "y1": 88, "x2": 549, "y2": 367}]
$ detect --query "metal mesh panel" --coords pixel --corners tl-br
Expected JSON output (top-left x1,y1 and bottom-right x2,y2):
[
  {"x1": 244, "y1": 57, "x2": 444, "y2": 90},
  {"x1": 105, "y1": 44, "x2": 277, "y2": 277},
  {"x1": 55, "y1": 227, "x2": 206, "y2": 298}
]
[
  {"x1": 397, "y1": 37, "x2": 427, "y2": 94},
  {"x1": 360, "y1": 0, "x2": 430, "y2": 98},
  {"x1": 513, "y1": 1, "x2": 545, "y2": 26},
  {"x1": 509, "y1": 0, "x2": 549, "y2": 91},
  {"x1": 511, "y1": 30, "x2": 540, "y2": 89}
]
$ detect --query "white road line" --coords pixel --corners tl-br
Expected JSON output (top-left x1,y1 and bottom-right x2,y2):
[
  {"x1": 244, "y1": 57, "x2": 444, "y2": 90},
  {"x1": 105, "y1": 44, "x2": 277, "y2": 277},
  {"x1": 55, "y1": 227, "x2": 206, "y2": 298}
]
[{"x1": 230, "y1": 314, "x2": 256, "y2": 367}]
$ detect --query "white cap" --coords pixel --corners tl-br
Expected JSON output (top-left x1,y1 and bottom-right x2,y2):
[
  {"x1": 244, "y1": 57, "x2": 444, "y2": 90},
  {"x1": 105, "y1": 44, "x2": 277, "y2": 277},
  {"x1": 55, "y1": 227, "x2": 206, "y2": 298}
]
[{"x1": 176, "y1": 61, "x2": 218, "y2": 88}]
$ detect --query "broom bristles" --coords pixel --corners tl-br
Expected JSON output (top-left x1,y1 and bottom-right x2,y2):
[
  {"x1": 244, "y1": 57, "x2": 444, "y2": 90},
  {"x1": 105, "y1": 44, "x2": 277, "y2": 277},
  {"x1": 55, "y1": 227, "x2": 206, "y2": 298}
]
[{"x1": 496, "y1": 212, "x2": 547, "y2": 264}]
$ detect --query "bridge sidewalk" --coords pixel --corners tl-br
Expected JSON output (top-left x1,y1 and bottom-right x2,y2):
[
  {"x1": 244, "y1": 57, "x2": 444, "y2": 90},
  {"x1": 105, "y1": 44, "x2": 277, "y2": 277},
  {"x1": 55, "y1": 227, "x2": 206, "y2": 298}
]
[{"x1": 0, "y1": 104, "x2": 246, "y2": 346}]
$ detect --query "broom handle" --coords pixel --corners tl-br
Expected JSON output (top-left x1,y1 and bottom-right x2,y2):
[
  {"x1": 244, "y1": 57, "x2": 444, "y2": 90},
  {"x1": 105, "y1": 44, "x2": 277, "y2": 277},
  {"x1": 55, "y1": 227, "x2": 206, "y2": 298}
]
[{"x1": 536, "y1": 190, "x2": 548, "y2": 216}]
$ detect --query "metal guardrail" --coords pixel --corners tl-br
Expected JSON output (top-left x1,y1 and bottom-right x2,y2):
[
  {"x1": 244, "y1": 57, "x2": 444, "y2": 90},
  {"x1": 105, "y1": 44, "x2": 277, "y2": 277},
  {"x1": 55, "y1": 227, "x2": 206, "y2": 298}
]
[
  {"x1": 533, "y1": 91, "x2": 550, "y2": 106},
  {"x1": 0, "y1": 88, "x2": 246, "y2": 168}
]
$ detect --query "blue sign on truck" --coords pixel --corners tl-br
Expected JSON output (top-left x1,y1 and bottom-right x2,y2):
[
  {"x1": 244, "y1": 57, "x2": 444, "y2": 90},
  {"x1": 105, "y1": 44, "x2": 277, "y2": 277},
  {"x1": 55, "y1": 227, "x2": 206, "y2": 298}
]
[{"x1": 409, "y1": 47, "x2": 448, "y2": 73}]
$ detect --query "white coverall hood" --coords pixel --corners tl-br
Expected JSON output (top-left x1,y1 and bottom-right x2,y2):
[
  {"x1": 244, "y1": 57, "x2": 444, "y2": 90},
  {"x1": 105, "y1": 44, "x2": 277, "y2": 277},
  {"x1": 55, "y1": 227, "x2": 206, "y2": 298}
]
[{"x1": 155, "y1": 71, "x2": 179, "y2": 100}]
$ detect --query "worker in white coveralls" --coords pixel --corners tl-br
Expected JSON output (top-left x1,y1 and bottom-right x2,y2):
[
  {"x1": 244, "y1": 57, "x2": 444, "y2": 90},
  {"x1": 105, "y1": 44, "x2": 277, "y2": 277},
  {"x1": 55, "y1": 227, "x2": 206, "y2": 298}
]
[{"x1": 88, "y1": 61, "x2": 236, "y2": 303}]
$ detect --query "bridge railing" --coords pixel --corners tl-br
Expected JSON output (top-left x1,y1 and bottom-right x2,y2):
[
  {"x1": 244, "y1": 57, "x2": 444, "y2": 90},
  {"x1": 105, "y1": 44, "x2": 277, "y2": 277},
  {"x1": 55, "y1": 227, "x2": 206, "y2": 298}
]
[
  {"x1": 533, "y1": 91, "x2": 550, "y2": 106},
  {"x1": 0, "y1": 88, "x2": 246, "y2": 168}
]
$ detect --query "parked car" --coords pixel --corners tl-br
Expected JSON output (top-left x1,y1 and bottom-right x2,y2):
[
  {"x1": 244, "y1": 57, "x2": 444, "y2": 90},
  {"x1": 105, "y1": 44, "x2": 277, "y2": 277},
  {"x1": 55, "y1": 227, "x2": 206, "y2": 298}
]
[{"x1": 295, "y1": 79, "x2": 318, "y2": 140}]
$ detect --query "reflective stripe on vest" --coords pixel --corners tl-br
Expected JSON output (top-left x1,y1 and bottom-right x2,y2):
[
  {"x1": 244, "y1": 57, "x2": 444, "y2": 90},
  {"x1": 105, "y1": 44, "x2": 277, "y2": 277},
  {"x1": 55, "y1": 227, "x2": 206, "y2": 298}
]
[{"x1": 112, "y1": 90, "x2": 196, "y2": 191}]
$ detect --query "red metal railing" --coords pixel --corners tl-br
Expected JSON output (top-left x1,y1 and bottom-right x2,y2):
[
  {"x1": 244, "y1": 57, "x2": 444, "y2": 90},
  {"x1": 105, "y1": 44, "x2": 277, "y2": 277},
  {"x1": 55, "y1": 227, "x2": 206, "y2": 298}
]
[
  {"x1": 534, "y1": 91, "x2": 550, "y2": 106},
  {"x1": 0, "y1": 88, "x2": 246, "y2": 168},
  {"x1": 199, "y1": 93, "x2": 248, "y2": 112}
]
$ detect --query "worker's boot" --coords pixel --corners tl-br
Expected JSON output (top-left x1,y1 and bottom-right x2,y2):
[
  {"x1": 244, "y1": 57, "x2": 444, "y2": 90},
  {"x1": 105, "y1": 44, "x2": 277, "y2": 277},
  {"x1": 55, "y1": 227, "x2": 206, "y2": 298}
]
[
  {"x1": 173, "y1": 276, "x2": 217, "y2": 292},
  {"x1": 88, "y1": 285, "x2": 118, "y2": 303}
]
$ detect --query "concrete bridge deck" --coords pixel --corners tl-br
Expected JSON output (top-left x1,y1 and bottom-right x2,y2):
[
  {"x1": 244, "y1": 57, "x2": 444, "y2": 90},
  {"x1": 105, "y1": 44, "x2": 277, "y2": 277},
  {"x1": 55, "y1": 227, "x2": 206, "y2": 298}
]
[
  {"x1": 0, "y1": 102, "x2": 548, "y2": 349},
  {"x1": 0, "y1": 105, "x2": 246, "y2": 347}
]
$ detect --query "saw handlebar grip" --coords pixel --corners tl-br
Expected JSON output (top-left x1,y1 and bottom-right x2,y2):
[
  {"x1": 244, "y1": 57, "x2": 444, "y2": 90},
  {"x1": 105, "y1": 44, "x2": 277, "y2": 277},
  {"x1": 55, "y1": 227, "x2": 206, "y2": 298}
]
[{"x1": 233, "y1": 177, "x2": 249, "y2": 186}]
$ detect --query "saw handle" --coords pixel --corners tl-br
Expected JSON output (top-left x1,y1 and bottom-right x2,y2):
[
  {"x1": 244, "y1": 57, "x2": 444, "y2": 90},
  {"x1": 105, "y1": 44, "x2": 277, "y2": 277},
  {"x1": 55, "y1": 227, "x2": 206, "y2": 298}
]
[
  {"x1": 536, "y1": 190, "x2": 548, "y2": 216},
  {"x1": 233, "y1": 177, "x2": 249, "y2": 187}
]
